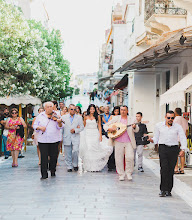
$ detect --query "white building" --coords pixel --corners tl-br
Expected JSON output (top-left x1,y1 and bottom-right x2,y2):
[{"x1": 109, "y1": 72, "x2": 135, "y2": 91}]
[
  {"x1": 113, "y1": 0, "x2": 192, "y2": 132},
  {"x1": 98, "y1": 0, "x2": 192, "y2": 132},
  {"x1": 73, "y1": 73, "x2": 98, "y2": 95}
]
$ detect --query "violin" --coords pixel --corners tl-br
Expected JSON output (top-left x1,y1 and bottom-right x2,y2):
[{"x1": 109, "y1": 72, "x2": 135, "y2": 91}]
[
  {"x1": 41, "y1": 112, "x2": 65, "y2": 135},
  {"x1": 48, "y1": 112, "x2": 65, "y2": 124}
]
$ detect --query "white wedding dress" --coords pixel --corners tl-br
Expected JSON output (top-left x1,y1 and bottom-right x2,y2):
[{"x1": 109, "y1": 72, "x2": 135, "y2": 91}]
[{"x1": 79, "y1": 119, "x2": 113, "y2": 172}]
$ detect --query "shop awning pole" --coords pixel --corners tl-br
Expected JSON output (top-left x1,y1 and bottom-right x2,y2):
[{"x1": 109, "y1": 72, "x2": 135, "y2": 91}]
[{"x1": 24, "y1": 106, "x2": 27, "y2": 152}]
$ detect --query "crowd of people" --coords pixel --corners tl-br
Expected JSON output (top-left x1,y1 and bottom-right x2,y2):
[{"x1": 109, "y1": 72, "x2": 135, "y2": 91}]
[{"x1": 0, "y1": 101, "x2": 189, "y2": 197}]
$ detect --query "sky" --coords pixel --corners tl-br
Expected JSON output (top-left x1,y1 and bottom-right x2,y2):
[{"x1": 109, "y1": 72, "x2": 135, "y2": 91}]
[{"x1": 45, "y1": 0, "x2": 121, "y2": 75}]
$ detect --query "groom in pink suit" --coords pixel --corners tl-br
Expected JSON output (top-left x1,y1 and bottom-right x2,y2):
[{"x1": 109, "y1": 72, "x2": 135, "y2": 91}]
[{"x1": 104, "y1": 106, "x2": 139, "y2": 181}]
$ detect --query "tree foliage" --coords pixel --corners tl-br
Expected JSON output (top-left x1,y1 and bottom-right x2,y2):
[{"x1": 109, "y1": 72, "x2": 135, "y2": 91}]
[{"x1": 0, "y1": 0, "x2": 73, "y2": 101}]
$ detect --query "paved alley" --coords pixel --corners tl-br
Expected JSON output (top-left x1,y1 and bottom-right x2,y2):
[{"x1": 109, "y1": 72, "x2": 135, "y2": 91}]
[{"x1": 0, "y1": 146, "x2": 192, "y2": 220}]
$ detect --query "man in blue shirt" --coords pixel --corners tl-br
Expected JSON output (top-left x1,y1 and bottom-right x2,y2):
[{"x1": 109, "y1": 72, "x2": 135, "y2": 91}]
[{"x1": 102, "y1": 106, "x2": 115, "y2": 171}]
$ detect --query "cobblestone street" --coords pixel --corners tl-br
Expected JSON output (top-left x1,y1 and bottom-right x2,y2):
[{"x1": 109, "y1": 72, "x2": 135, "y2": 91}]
[{"x1": 0, "y1": 145, "x2": 192, "y2": 220}]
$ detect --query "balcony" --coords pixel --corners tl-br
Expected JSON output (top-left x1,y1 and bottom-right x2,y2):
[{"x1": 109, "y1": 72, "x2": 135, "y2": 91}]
[
  {"x1": 113, "y1": 20, "x2": 125, "y2": 24},
  {"x1": 144, "y1": 0, "x2": 187, "y2": 36},
  {"x1": 145, "y1": 0, "x2": 187, "y2": 21},
  {"x1": 112, "y1": 3, "x2": 123, "y2": 22}
]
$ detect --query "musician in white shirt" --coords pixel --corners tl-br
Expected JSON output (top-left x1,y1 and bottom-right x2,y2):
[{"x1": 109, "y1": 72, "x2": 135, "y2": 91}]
[{"x1": 149, "y1": 110, "x2": 187, "y2": 197}]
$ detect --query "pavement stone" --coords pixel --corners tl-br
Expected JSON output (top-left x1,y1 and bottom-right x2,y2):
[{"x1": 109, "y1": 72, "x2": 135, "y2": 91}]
[{"x1": 0, "y1": 145, "x2": 192, "y2": 220}]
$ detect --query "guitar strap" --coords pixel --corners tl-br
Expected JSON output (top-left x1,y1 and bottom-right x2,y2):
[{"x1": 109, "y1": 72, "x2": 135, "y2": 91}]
[{"x1": 104, "y1": 114, "x2": 111, "y2": 123}]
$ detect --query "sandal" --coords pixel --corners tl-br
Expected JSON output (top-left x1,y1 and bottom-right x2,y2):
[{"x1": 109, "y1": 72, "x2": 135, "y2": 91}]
[
  {"x1": 174, "y1": 170, "x2": 180, "y2": 174},
  {"x1": 180, "y1": 170, "x2": 185, "y2": 174},
  {"x1": 12, "y1": 164, "x2": 18, "y2": 167}
]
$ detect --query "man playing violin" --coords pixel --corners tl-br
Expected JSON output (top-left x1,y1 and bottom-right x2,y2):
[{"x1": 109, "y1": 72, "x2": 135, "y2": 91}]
[
  {"x1": 33, "y1": 102, "x2": 63, "y2": 180},
  {"x1": 104, "y1": 106, "x2": 139, "y2": 181}
]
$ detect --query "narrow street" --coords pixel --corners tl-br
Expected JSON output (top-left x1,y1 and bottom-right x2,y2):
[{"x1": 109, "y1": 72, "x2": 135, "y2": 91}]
[
  {"x1": 1, "y1": 0, "x2": 192, "y2": 219},
  {"x1": 65, "y1": 95, "x2": 107, "y2": 112},
  {"x1": 0, "y1": 146, "x2": 192, "y2": 220}
]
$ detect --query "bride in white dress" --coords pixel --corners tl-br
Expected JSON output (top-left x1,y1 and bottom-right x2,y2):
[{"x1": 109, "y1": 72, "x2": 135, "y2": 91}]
[{"x1": 79, "y1": 104, "x2": 113, "y2": 172}]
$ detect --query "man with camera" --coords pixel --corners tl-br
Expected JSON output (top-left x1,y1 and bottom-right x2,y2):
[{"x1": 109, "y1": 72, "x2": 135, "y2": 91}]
[{"x1": 134, "y1": 112, "x2": 149, "y2": 172}]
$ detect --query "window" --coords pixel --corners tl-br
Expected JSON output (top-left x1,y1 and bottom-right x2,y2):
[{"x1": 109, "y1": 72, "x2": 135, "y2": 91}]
[
  {"x1": 165, "y1": 70, "x2": 170, "y2": 113},
  {"x1": 132, "y1": 19, "x2": 135, "y2": 33},
  {"x1": 183, "y1": 62, "x2": 188, "y2": 76},
  {"x1": 166, "y1": 70, "x2": 170, "y2": 91},
  {"x1": 166, "y1": 104, "x2": 169, "y2": 113},
  {"x1": 173, "y1": 66, "x2": 178, "y2": 85},
  {"x1": 175, "y1": 66, "x2": 178, "y2": 83}
]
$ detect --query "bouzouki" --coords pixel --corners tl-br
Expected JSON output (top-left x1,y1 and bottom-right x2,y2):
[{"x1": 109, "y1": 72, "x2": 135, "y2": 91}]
[{"x1": 108, "y1": 121, "x2": 149, "y2": 139}]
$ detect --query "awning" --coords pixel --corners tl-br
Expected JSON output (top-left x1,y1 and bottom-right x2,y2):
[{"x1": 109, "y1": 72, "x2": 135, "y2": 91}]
[
  {"x1": 160, "y1": 72, "x2": 192, "y2": 106},
  {"x1": 113, "y1": 26, "x2": 192, "y2": 73},
  {"x1": 98, "y1": 76, "x2": 111, "y2": 82},
  {"x1": 110, "y1": 90, "x2": 119, "y2": 97},
  {"x1": 0, "y1": 95, "x2": 42, "y2": 106},
  {"x1": 114, "y1": 74, "x2": 128, "y2": 90}
]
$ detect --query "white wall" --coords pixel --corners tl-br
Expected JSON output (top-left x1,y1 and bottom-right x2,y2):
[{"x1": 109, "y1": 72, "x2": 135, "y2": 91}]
[
  {"x1": 133, "y1": 72, "x2": 156, "y2": 132},
  {"x1": 134, "y1": 0, "x2": 145, "y2": 39},
  {"x1": 157, "y1": 49, "x2": 192, "y2": 121},
  {"x1": 113, "y1": 24, "x2": 128, "y2": 71}
]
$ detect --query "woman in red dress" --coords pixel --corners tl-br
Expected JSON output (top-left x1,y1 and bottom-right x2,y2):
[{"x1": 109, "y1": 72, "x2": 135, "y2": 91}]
[{"x1": 6, "y1": 108, "x2": 27, "y2": 167}]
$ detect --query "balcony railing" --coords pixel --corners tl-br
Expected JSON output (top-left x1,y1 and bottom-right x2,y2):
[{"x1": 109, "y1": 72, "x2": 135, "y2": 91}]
[
  {"x1": 145, "y1": 0, "x2": 187, "y2": 21},
  {"x1": 113, "y1": 20, "x2": 125, "y2": 24}
]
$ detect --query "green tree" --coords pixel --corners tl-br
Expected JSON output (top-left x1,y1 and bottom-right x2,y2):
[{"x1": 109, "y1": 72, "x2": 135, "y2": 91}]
[
  {"x1": 0, "y1": 0, "x2": 73, "y2": 101},
  {"x1": 28, "y1": 20, "x2": 73, "y2": 99},
  {"x1": 74, "y1": 88, "x2": 80, "y2": 95}
]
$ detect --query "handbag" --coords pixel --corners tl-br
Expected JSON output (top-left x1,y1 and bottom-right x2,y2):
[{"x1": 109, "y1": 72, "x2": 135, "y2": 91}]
[{"x1": 16, "y1": 125, "x2": 24, "y2": 138}]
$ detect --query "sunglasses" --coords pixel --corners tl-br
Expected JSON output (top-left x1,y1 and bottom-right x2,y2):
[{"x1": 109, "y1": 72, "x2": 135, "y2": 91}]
[
  {"x1": 167, "y1": 117, "x2": 174, "y2": 120},
  {"x1": 70, "y1": 109, "x2": 75, "y2": 111},
  {"x1": 11, "y1": 112, "x2": 18, "y2": 114}
]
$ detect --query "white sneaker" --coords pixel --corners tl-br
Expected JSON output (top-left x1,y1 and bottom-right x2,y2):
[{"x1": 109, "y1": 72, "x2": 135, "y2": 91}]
[
  {"x1": 127, "y1": 174, "x2": 132, "y2": 181},
  {"x1": 119, "y1": 176, "x2": 125, "y2": 181}
]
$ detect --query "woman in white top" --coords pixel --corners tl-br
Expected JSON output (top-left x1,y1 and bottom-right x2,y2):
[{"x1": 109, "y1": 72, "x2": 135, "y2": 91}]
[
  {"x1": 61, "y1": 106, "x2": 69, "y2": 116},
  {"x1": 108, "y1": 106, "x2": 120, "y2": 121},
  {"x1": 32, "y1": 107, "x2": 44, "y2": 165}
]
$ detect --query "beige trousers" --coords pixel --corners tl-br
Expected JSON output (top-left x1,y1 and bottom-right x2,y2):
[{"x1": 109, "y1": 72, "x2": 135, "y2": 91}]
[{"x1": 114, "y1": 141, "x2": 134, "y2": 178}]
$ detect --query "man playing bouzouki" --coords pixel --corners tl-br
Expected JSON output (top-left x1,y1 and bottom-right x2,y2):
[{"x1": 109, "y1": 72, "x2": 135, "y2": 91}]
[{"x1": 104, "y1": 106, "x2": 139, "y2": 181}]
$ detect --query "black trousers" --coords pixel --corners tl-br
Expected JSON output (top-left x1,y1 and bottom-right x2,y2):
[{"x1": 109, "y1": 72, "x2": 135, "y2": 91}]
[
  {"x1": 108, "y1": 150, "x2": 116, "y2": 170},
  {"x1": 39, "y1": 142, "x2": 59, "y2": 177},
  {"x1": 103, "y1": 132, "x2": 116, "y2": 170},
  {"x1": 159, "y1": 144, "x2": 179, "y2": 192}
]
